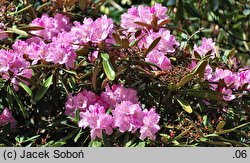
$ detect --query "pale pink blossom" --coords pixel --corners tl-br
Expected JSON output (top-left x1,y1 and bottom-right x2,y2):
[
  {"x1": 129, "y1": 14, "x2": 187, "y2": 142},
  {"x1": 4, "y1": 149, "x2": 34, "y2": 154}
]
[
  {"x1": 221, "y1": 87, "x2": 236, "y2": 101},
  {"x1": 121, "y1": 3, "x2": 169, "y2": 32},
  {"x1": 194, "y1": 38, "x2": 216, "y2": 58},
  {"x1": 100, "y1": 84, "x2": 139, "y2": 108},
  {"x1": 30, "y1": 13, "x2": 72, "y2": 41},
  {"x1": 112, "y1": 101, "x2": 144, "y2": 133},
  {"x1": 140, "y1": 108, "x2": 160, "y2": 140},
  {"x1": 145, "y1": 50, "x2": 172, "y2": 70},
  {"x1": 78, "y1": 103, "x2": 113, "y2": 140},
  {"x1": 0, "y1": 108, "x2": 17, "y2": 130}
]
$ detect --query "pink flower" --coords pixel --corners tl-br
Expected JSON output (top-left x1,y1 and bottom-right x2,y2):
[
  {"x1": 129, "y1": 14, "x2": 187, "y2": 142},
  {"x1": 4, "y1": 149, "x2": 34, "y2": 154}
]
[
  {"x1": 112, "y1": 101, "x2": 144, "y2": 133},
  {"x1": 140, "y1": 108, "x2": 160, "y2": 140},
  {"x1": 141, "y1": 29, "x2": 179, "y2": 54},
  {"x1": 0, "y1": 108, "x2": 17, "y2": 130},
  {"x1": 88, "y1": 51, "x2": 99, "y2": 62},
  {"x1": 194, "y1": 38, "x2": 216, "y2": 58},
  {"x1": 30, "y1": 13, "x2": 72, "y2": 41},
  {"x1": 238, "y1": 69, "x2": 250, "y2": 87},
  {"x1": 145, "y1": 50, "x2": 172, "y2": 70},
  {"x1": 221, "y1": 87, "x2": 236, "y2": 101},
  {"x1": 65, "y1": 90, "x2": 99, "y2": 117},
  {"x1": 100, "y1": 84, "x2": 139, "y2": 108},
  {"x1": 121, "y1": 3, "x2": 169, "y2": 32},
  {"x1": 0, "y1": 50, "x2": 32, "y2": 90},
  {"x1": 78, "y1": 103, "x2": 113, "y2": 140},
  {"x1": 224, "y1": 73, "x2": 240, "y2": 89},
  {"x1": 89, "y1": 15, "x2": 114, "y2": 43},
  {"x1": 46, "y1": 41, "x2": 76, "y2": 68},
  {"x1": 70, "y1": 15, "x2": 114, "y2": 44}
]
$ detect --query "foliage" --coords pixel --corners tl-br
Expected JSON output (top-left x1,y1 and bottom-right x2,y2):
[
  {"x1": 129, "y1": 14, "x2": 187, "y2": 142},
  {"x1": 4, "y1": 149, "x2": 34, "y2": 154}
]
[{"x1": 0, "y1": 0, "x2": 249, "y2": 147}]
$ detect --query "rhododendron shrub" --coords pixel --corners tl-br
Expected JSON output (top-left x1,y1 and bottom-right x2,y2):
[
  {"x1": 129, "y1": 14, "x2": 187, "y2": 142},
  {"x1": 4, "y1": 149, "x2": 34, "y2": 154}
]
[{"x1": 0, "y1": 2, "x2": 249, "y2": 147}]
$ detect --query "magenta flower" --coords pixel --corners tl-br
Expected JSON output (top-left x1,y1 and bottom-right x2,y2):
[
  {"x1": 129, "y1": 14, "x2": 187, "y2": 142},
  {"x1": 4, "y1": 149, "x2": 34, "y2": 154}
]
[
  {"x1": 13, "y1": 38, "x2": 48, "y2": 65},
  {"x1": 112, "y1": 101, "x2": 144, "y2": 133},
  {"x1": 78, "y1": 103, "x2": 113, "y2": 140},
  {"x1": 70, "y1": 15, "x2": 114, "y2": 44},
  {"x1": 145, "y1": 50, "x2": 172, "y2": 70},
  {"x1": 194, "y1": 38, "x2": 216, "y2": 58},
  {"x1": 121, "y1": 3, "x2": 169, "y2": 32},
  {"x1": 100, "y1": 84, "x2": 139, "y2": 108},
  {"x1": 221, "y1": 87, "x2": 236, "y2": 101},
  {"x1": 224, "y1": 73, "x2": 240, "y2": 89},
  {"x1": 65, "y1": 90, "x2": 99, "y2": 117},
  {"x1": 238, "y1": 69, "x2": 250, "y2": 88},
  {"x1": 0, "y1": 108, "x2": 17, "y2": 130},
  {"x1": 46, "y1": 41, "x2": 76, "y2": 68},
  {"x1": 141, "y1": 29, "x2": 179, "y2": 54},
  {"x1": 0, "y1": 50, "x2": 32, "y2": 90},
  {"x1": 30, "y1": 13, "x2": 72, "y2": 41},
  {"x1": 140, "y1": 108, "x2": 160, "y2": 140}
]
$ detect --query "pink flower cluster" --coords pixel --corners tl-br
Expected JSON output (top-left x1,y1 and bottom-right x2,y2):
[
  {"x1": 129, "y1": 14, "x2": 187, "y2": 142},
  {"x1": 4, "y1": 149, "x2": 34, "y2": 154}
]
[
  {"x1": 0, "y1": 108, "x2": 17, "y2": 130},
  {"x1": 121, "y1": 3, "x2": 179, "y2": 70},
  {"x1": 194, "y1": 37, "x2": 216, "y2": 58},
  {"x1": 12, "y1": 37, "x2": 77, "y2": 68},
  {"x1": 70, "y1": 15, "x2": 114, "y2": 44},
  {"x1": 191, "y1": 37, "x2": 250, "y2": 101},
  {"x1": 30, "y1": 13, "x2": 72, "y2": 41},
  {"x1": 65, "y1": 84, "x2": 160, "y2": 140},
  {"x1": 205, "y1": 66, "x2": 250, "y2": 101},
  {"x1": 9, "y1": 14, "x2": 114, "y2": 70},
  {"x1": 0, "y1": 49, "x2": 32, "y2": 90},
  {"x1": 121, "y1": 3, "x2": 169, "y2": 32}
]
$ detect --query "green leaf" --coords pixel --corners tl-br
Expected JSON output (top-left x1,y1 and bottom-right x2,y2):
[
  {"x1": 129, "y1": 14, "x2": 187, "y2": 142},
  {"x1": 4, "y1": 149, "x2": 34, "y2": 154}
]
[
  {"x1": 187, "y1": 91, "x2": 221, "y2": 101},
  {"x1": 101, "y1": 53, "x2": 116, "y2": 81},
  {"x1": 135, "y1": 142, "x2": 146, "y2": 147},
  {"x1": 19, "y1": 82, "x2": 33, "y2": 97},
  {"x1": 34, "y1": 74, "x2": 53, "y2": 101},
  {"x1": 9, "y1": 4, "x2": 33, "y2": 15},
  {"x1": 216, "y1": 121, "x2": 226, "y2": 131},
  {"x1": 48, "y1": 141, "x2": 66, "y2": 147},
  {"x1": 21, "y1": 135, "x2": 40, "y2": 143},
  {"x1": 62, "y1": 68, "x2": 77, "y2": 75},
  {"x1": 101, "y1": 53, "x2": 109, "y2": 61},
  {"x1": 224, "y1": 48, "x2": 235, "y2": 59},
  {"x1": 177, "y1": 73, "x2": 194, "y2": 88},
  {"x1": 203, "y1": 115, "x2": 208, "y2": 126},
  {"x1": 18, "y1": 25, "x2": 44, "y2": 31},
  {"x1": 7, "y1": 27, "x2": 29, "y2": 37},
  {"x1": 175, "y1": 96, "x2": 193, "y2": 114},
  {"x1": 102, "y1": 131, "x2": 112, "y2": 147},
  {"x1": 75, "y1": 109, "x2": 80, "y2": 122},
  {"x1": 10, "y1": 87, "x2": 28, "y2": 118},
  {"x1": 74, "y1": 128, "x2": 83, "y2": 143},
  {"x1": 89, "y1": 140, "x2": 102, "y2": 147},
  {"x1": 191, "y1": 55, "x2": 210, "y2": 74},
  {"x1": 145, "y1": 37, "x2": 161, "y2": 55}
]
